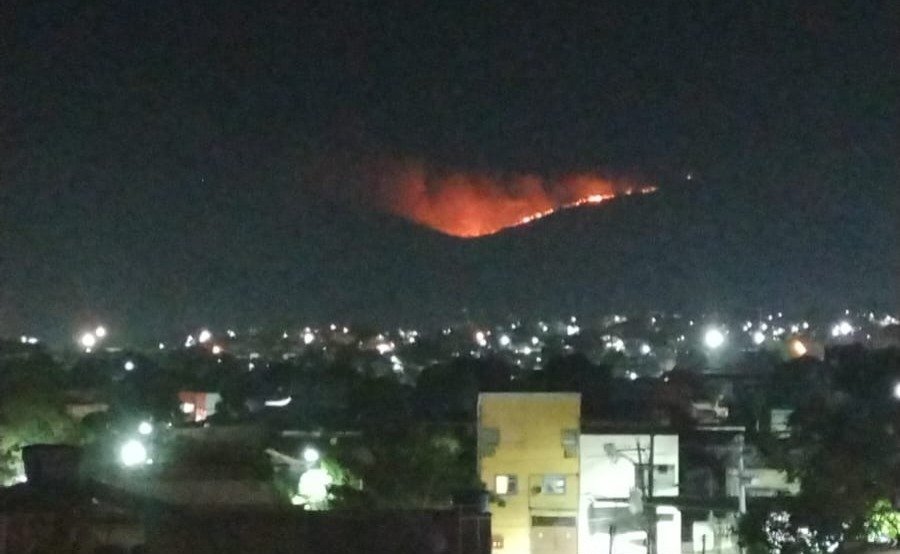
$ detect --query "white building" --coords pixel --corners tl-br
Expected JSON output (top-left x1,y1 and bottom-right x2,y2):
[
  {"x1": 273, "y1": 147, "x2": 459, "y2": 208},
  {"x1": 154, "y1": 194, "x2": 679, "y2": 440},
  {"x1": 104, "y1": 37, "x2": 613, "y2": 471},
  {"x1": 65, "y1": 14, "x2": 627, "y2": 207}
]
[{"x1": 579, "y1": 433, "x2": 681, "y2": 554}]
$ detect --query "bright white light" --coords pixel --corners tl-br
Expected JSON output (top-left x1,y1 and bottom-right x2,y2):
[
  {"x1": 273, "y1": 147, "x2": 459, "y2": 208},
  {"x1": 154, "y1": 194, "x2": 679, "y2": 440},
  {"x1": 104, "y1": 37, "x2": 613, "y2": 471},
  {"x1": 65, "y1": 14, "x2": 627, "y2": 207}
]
[
  {"x1": 893, "y1": 382, "x2": 900, "y2": 400},
  {"x1": 790, "y1": 325, "x2": 800, "y2": 334},
  {"x1": 298, "y1": 467, "x2": 332, "y2": 504},
  {"x1": 184, "y1": 335, "x2": 196, "y2": 347},
  {"x1": 495, "y1": 474, "x2": 510, "y2": 495},
  {"x1": 607, "y1": 337, "x2": 625, "y2": 352},
  {"x1": 566, "y1": 324, "x2": 580, "y2": 336},
  {"x1": 158, "y1": 342, "x2": 165, "y2": 350},
  {"x1": 498, "y1": 335, "x2": 511, "y2": 347},
  {"x1": 752, "y1": 331, "x2": 766, "y2": 345},
  {"x1": 531, "y1": 336, "x2": 539, "y2": 346},
  {"x1": 760, "y1": 323, "x2": 769, "y2": 332},
  {"x1": 474, "y1": 331, "x2": 487, "y2": 347},
  {"x1": 198, "y1": 329, "x2": 212, "y2": 343},
  {"x1": 521, "y1": 346, "x2": 533, "y2": 356},
  {"x1": 211, "y1": 345, "x2": 222, "y2": 355},
  {"x1": 628, "y1": 371, "x2": 638, "y2": 381},
  {"x1": 831, "y1": 321, "x2": 854, "y2": 338},
  {"x1": 302, "y1": 331, "x2": 315, "y2": 345},
  {"x1": 375, "y1": 342, "x2": 394, "y2": 355},
  {"x1": 120, "y1": 440, "x2": 147, "y2": 467},
  {"x1": 80, "y1": 332, "x2": 97, "y2": 349},
  {"x1": 302, "y1": 447, "x2": 321, "y2": 464},
  {"x1": 802, "y1": 321, "x2": 810, "y2": 329},
  {"x1": 227, "y1": 329, "x2": 236, "y2": 338},
  {"x1": 265, "y1": 397, "x2": 292, "y2": 408},
  {"x1": 26, "y1": 337, "x2": 38, "y2": 345},
  {"x1": 123, "y1": 360, "x2": 135, "y2": 371},
  {"x1": 704, "y1": 328, "x2": 726, "y2": 349},
  {"x1": 20, "y1": 335, "x2": 27, "y2": 344},
  {"x1": 791, "y1": 340, "x2": 807, "y2": 357},
  {"x1": 138, "y1": 421, "x2": 153, "y2": 435},
  {"x1": 94, "y1": 326, "x2": 107, "y2": 339},
  {"x1": 181, "y1": 402, "x2": 196, "y2": 414},
  {"x1": 330, "y1": 323, "x2": 337, "y2": 331},
  {"x1": 639, "y1": 343, "x2": 651, "y2": 355}
]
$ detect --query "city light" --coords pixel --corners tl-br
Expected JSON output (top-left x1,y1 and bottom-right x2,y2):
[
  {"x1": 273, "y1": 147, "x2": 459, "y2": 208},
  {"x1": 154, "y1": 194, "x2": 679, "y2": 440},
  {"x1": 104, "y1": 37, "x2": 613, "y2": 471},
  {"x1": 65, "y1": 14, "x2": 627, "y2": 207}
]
[
  {"x1": 181, "y1": 402, "x2": 196, "y2": 414},
  {"x1": 893, "y1": 382, "x2": 900, "y2": 401},
  {"x1": 95, "y1": 325, "x2": 107, "y2": 338},
  {"x1": 566, "y1": 324, "x2": 581, "y2": 336},
  {"x1": 297, "y1": 467, "x2": 332, "y2": 505},
  {"x1": 265, "y1": 397, "x2": 292, "y2": 407},
  {"x1": 302, "y1": 331, "x2": 315, "y2": 345},
  {"x1": 120, "y1": 439, "x2": 148, "y2": 467},
  {"x1": 124, "y1": 360, "x2": 135, "y2": 371},
  {"x1": 704, "y1": 328, "x2": 726, "y2": 349},
  {"x1": 80, "y1": 332, "x2": 97, "y2": 349},
  {"x1": 791, "y1": 340, "x2": 808, "y2": 357},
  {"x1": 752, "y1": 331, "x2": 766, "y2": 345},
  {"x1": 302, "y1": 446, "x2": 321, "y2": 464},
  {"x1": 498, "y1": 334, "x2": 511, "y2": 347},
  {"x1": 375, "y1": 341, "x2": 395, "y2": 355},
  {"x1": 198, "y1": 329, "x2": 212, "y2": 343},
  {"x1": 211, "y1": 344, "x2": 223, "y2": 355},
  {"x1": 474, "y1": 331, "x2": 487, "y2": 347},
  {"x1": 138, "y1": 421, "x2": 153, "y2": 435},
  {"x1": 639, "y1": 343, "x2": 651, "y2": 355},
  {"x1": 831, "y1": 321, "x2": 854, "y2": 338}
]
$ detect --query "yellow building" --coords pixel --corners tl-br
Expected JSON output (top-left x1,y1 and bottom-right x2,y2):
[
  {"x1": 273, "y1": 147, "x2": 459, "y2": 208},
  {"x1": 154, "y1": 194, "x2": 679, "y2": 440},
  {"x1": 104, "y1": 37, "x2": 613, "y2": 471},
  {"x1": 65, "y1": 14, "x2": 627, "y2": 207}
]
[{"x1": 478, "y1": 393, "x2": 581, "y2": 554}]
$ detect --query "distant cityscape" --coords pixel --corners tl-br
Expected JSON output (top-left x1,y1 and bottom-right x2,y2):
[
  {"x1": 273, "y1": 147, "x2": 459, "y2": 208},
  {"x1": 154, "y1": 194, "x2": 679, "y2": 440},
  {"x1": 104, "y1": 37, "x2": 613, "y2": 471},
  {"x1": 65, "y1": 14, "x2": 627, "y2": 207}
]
[{"x1": 2, "y1": 307, "x2": 899, "y2": 552}]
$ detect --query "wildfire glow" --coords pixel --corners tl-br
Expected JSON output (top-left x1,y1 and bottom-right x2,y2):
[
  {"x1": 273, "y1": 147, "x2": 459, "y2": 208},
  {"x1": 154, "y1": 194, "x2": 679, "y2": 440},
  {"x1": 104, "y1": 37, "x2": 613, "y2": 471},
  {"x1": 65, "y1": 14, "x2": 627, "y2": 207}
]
[{"x1": 377, "y1": 161, "x2": 656, "y2": 238}]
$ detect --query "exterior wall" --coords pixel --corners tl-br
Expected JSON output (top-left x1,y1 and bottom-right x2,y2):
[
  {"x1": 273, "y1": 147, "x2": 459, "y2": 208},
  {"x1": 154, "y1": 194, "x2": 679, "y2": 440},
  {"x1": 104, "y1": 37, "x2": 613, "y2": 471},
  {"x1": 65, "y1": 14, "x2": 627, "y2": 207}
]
[
  {"x1": 579, "y1": 434, "x2": 681, "y2": 554},
  {"x1": 178, "y1": 391, "x2": 221, "y2": 422},
  {"x1": 478, "y1": 393, "x2": 581, "y2": 554}
]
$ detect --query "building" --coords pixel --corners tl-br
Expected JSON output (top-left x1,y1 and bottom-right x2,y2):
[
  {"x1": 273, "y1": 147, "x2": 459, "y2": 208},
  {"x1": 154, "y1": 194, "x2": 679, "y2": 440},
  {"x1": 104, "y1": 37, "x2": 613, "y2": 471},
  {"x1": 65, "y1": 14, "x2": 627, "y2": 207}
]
[
  {"x1": 579, "y1": 432, "x2": 681, "y2": 554},
  {"x1": 478, "y1": 393, "x2": 581, "y2": 554}
]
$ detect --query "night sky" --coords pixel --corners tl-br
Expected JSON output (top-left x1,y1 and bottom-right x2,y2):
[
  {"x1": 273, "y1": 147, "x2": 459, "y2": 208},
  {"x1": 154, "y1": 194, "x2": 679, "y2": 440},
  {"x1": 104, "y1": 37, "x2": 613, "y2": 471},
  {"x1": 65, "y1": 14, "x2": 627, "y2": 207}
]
[{"x1": 2, "y1": 1, "x2": 897, "y2": 343}]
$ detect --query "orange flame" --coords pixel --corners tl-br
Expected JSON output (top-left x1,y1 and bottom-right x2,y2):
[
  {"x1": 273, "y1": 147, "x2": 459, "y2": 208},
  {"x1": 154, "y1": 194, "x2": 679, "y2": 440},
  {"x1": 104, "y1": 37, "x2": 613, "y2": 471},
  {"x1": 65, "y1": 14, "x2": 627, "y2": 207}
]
[{"x1": 377, "y1": 161, "x2": 656, "y2": 238}]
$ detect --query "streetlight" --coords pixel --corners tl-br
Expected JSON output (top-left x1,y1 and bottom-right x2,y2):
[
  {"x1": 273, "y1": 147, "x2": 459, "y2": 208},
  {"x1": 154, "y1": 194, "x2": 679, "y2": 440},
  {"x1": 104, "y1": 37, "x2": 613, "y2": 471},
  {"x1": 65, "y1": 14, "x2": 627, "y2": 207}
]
[
  {"x1": 120, "y1": 439, "x2": 147, "y2": 467},
  {"x1": 138, "y1": 421, "x2": 153, "y2": 435},
  {"x1": 892, "y1": 382, "x2": 900, "y2": 401},
  {"x1": 704, "y1": 328, "x2": 726, "y2": 349},
  {"x1": 302, "y1": 446, "x2": 321, "y2": 464},
  {"x1": 80, "y1": 332, "x2": 97, "y2": 350}
]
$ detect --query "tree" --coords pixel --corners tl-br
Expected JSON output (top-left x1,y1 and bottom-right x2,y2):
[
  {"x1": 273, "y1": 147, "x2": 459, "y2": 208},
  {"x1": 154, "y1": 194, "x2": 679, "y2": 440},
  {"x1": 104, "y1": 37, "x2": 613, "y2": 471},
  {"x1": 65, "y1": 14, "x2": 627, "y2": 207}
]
[
  {"x1": 739, "y1": 347, "x2": 900, "y2": 551},
  {"x1": 0, "y1": 345, "x2": 79, "y2": 483}
]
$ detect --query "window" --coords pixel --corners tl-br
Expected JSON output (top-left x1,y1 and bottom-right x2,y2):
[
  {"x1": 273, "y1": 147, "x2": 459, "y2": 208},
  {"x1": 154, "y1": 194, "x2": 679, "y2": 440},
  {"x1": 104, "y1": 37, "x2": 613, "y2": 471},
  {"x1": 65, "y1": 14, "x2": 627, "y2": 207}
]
[
  {"x1": 492, "y1": 535, "x2": 504, "y2": 549},
  {"x1": 541, "y1": 474, "x2": 566, "y2": 495},
  {"x1": 495, "y1": 474, "x2": 518, "y2": 495}
]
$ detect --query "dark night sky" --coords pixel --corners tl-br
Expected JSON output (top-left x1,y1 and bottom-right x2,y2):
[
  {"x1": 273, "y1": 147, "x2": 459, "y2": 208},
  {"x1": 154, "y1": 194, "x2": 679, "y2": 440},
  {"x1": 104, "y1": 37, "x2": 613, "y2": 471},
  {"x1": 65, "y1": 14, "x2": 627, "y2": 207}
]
[{"x1": 2, "y1": 1, "x2": 898, "y2": 342}]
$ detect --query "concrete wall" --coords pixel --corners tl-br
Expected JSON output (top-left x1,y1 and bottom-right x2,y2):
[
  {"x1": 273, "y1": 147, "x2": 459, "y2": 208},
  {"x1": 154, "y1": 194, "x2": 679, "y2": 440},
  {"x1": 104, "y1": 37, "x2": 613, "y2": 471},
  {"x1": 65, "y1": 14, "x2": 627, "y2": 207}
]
[
  {"x1": 145, "y1": 509, "x2": 490, "y2": 554},
  {"x1": 478, "y1": 393, "x2": 581, "y2": 554},
  {"x1": 579, "y1": 434, "x2": 681, "y2": 554}
]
